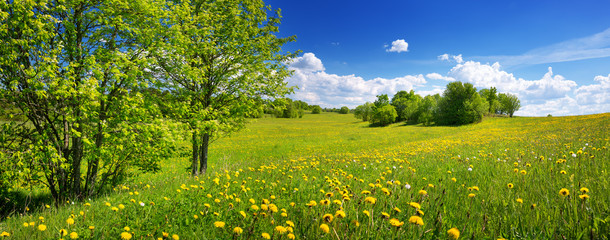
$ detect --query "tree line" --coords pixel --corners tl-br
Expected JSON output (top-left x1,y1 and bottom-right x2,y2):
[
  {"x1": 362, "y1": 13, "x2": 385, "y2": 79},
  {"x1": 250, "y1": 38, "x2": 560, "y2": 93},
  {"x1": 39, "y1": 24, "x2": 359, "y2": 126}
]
[{"x1": 354, "y1": 82, "x2": 521, "y2": 126}]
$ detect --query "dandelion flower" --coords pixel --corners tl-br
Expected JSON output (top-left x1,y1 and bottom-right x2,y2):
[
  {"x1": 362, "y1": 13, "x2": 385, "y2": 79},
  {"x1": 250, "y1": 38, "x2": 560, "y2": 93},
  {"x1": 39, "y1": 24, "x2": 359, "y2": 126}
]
[
  {"x1": 516, "y1": 198, "x2": 523, "y2": 204},
  {"x1": 507, "y1": 183, "x2": 514, "y2": 189},
  {"x1": 112, "y1": 207, "x2": 119, "y2": 212},
  {"x1": 250, "y1": 205, "x2": 259, "y2": 211},
  {"x1": 320, "y1": 224, "x2": 330, "y2": 233},
  {"x1": 408, "y1": 216, "x2": 424, "y2": 226},
  {"x1": 559, "y1": 188, "x2": 569, "y2": 197},
  {"x1": 393, "y1": 207, "x2": 401, "y2": 213},
  {"x1": 67, "y1": 218, "x2": 75, "y2": 225},
  {"x1": 468, "y1": 193, "x2": 475, "y2": 198},
  {"x1": 451, "y1": 178, "x2": 457, "y2": 182},
  {"x1": 0, "y1": 232, "x2": 10, "y2": 237},
  {"x1": 38, "y1": 224, "x2": 47, "y2": 231},
  {"x1": 363, "y1": 210, "x2": 370, "y2": 217},
  {"x1": 275, "y1": 226, "x2": 287, "y2": 234},
  {"x1": 120, "y1": 232, "x2": 132, "y2": 240},
  {"x1": 335, "y1": 210, "x2": 346, "y2": 218},
  {"x1": 214, "y1": 221, "x2": 225, "y2": 228},
  {"x1": 69, "y1": 232, "x2": 78, "y2": 239},
  {"x1": 580, "y1": 187, "x2": 589, "y2": 193},
  {"x1": 579, "y1": 194, "x2": 590, "y2": 200},
  {"x1": 287, "y1": 233, "x2": 295, "y2": 239},
  {"x1": 172, "y1": 234, "x2": 179, "y2": 240},
  {"x1": 447, "y1": 228, "x2": 460, "y2": 239},
  {"x1": 124, "y1": 227, "x2": 130, "y2": 231},
  {"x1": 60, "y1": 229, "x2": 68, "y2": 236},
  {"x1": 364, "y1": 197, "x2": 377, "y2": 204},
  {"x1": 306, "y1": 200, "x2": 317, "y2": 207},
  {"x1": 389, "y1": 218, "x2": 404, "y2": 227},
  {"x1": 323, "y1": 214, "x2": 334, "y2": 223},
  {"x1": 418, "y1": 190, "x2": 427, "y2": 196},
  {"x1": 233, "y1": 227, "x2": 243, "y2": 235},
  {"x1": 89, "y1": 226, "x2": 95, "y2": 230},
  {"x1": 381, "y1": 212, "x2": 390, "y2": 219},
  {"x1": 262, "y1": 233, "x2": 271, "y2": 239}
]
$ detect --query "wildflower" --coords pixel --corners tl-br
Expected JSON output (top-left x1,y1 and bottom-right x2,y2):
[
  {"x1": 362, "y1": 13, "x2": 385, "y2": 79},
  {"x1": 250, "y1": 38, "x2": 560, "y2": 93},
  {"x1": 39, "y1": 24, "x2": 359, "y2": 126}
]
[
  {"x1": 381, "y1": 188, "x2": 391, "y2": 195},
  {"x1": 319, "y1": 200, "x2": 329, "y2": 205},
  {"x1": 262, "y1": 233, "x2": 271, "y2": 239},
  {"x1": 363, "y1": 210, "x2": 370, "y2": 217},
  {"x1": 287, "y1": 233, "x2": 295, "y2": 239},
  {"x1": 112, "y1": 207, "x2": 119, "y2": 212},
  {"x1": 118, "y1": 204, "x2": 125, "y2": 209},
  {"x1": 193, "y1": 215, "x2": 199, "y2": 219},
  {"x1": 325, "y1": 192, "x2": 334, "y2": 198},
  {"x1": 233, "y1": 227, "x2": 243, "y2": 235},
  {"x1": 364, "y1": 197, "x2": 377, "y2": 204},
  {"x1": 0, "y1": 232, "x2": 10, "y2": 237},
  {"x1": 249, "y1": 198, "x2": 256, "y2": 204},
  {"x1": 579, "y1": 194, "x2": 590, "y2": 200},
  {"x1": 69, "y1": 232, "x2": 78, "y2": 239},
  {"x1": 559, "y1": 188, "x2": 570, "y2": 197},
  {"x1": 22, "y1": 222, "x2": 28, "y2": 227},
  {"x1": 361, "y1": 190, "x2": 371, "y2": 195},
  {"x1": 389, "y1": 218, "x2": 404, "y2": 227},
  {"x1": 320, "y1": 224, "x2": 330, "y2": 233},
  {"x1": 451, "y1": 177, "x2": 457, "y2": 182},
  {"x1": 89, "y1": 226, "x2": 95, "y2": 230},
  {"x1": 275, "y1": 226, "x2": 287, "y2": 234},
  {"x1": 393, "y1": 207, "x2": 401, "y2": 213},
  {"x1": 472, "y1": 186, "x2": 479, "y2": 191},
  {"x1": 405, "y1": 184, "x2": 411, "y2": 189},
  {"x1": 332, "y1": 199, "x2": 342, "y2": 205},
  {"x1": 560, "y1": 170, "x2": 567, "y2": 174},
  {"x1": 335, "y1": 210, "x2": 346, "y2": 218},
  {"x1": 286, "y1": 221, "x2": 295, "y2": 227},
  {"x1": 507, "y1": 183, "x2": 514, "y2": 189},
  {"x1": 120, "y1": 232, "x2": 132, "y2": 240},
  {"x1": 251, "y1": 205, "x2": 259, "y2": 211},
  {"x1": 172, "y1": 234, "x2": 179, "y2": 240},
  {"x1": 447, "y1": 228, "x2": 460, "y2": 239},
  {"x1": 323, "y1": 214, "x2": 334, "y2": 223},
  {"x1": 531, "y1": 204, "x2": 537, "y2": 209},
  {"x1": 67, "y1": 218, "x2": 75, "y2": 225},
  {"x1": 261, "y1": 204, "x2": 269, "y2": 211},
  {"x1": 381, "y1": 212, "x2": 390, "y2": 219},
  {"x1": 214, "y1": 221, "x2": 225, "y2": 228},
  {"x1": 520, "y1": 170, "x2": 527, "y2": 175},
  {"x1": 239, "y1": 211, "x2": 247, "y2": 218},
  {"x1": 409, "y1": 202, "x2": 421, "y2": 209},
  {"x1": 408, "y1": 216, "x2": 424, "y2": 226},
  {"x1": 580, "y1": 187, "x2": 589, "y2": 193},
  {"x1": 418, "y1": 190, "x2": 427, "y2": 196},
  {"x1": 60, "y1": 229, "x2": 68, "y2": 236},
  {"x1": 124, "y1": 227, "x2": 130, "y2": 231},
  {"x1": 468, "y1": 193, "x2": 476, "y2": 198},
  {"x1": 417, "y1": 209, "x2": 425, "y2": 216},
  {"x1": 516, "y1": 198, "x2": 523, "y2": 204},
  {"x1": 306, "y1": 200, "x2": 317, "y2": 207},
  {"x1": 38, "y1": 224, "x2": 47, "y2": 231}
]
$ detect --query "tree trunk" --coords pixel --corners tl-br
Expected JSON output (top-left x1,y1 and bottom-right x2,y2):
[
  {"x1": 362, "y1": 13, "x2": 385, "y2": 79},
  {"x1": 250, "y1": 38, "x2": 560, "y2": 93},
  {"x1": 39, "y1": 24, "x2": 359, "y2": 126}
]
[
  {"x1": 191, "y1": 131, "x2": 199, "y2": 176},
  {"x1": 199, "y1": 132, "x2": 209, "y2": 175}
]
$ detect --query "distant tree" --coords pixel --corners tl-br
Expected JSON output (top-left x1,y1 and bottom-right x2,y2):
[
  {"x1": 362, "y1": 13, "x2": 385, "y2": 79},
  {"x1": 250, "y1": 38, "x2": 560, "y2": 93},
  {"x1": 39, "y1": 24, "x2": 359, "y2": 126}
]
[
  {"x1": 479, "y1": 87, "x2": 500, "y2": 114},
  {"x1": 498, "y1": 93, "x2": 521, "y2": 117},
  {"x1": 354, "y1": 102, "x2": 374, "y2": 121},
  {"x1": 339, "y1": 106, "x2": 350, "y2": 114},
  {"x1": 436, "y1": 82, "x2": 487, "y2": 125},
  {"x1": 417, "y1": 94, "x2": 440, "y2": 126},
  {"x1": 370, "y1": 105, "x2": 397, "y2": 126},
  {"x1": 311, "y1": 105, "x2": 322, "y2": 114},
  {"x1": 374, "y1": 94, "x2": 390, "y2": 108},
  {"x1": 391, "y1": 90, "x2": 422, "y2": 122}
]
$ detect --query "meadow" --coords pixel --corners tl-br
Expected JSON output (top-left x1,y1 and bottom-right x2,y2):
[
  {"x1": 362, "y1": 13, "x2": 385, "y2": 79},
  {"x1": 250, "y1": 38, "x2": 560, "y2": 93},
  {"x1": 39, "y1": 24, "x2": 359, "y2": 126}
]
[{"x1": 0, "y1": 112, "x2": 609, "y2": 239}]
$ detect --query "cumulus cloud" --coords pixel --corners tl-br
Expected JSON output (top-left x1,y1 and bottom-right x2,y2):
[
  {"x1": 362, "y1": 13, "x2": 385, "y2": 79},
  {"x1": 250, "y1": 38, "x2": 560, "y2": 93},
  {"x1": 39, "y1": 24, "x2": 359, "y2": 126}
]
[
  {"x1": 287, "y1": 53, "x2": 426, "y2": 107},
  {"x1": 438, "y1": 54, "x2": 464, "y2": 63},
  {"x1": 386, "y1": 39, "x2": 409, "y2": 53},
  {"x1": 426, "y1": 73, "x2": 455, "y2": 81},
  {"x1": 288, "y1": 53, "x2": 324, "y2": 72},
  {"x1": 448, "y1": 61, "x2": 577, "y2": 100}
]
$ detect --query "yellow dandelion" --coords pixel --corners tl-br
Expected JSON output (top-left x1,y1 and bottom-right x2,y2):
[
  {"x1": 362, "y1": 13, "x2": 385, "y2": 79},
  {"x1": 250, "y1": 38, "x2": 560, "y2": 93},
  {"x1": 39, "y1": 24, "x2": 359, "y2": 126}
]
[
  {"x1": 320, "y1": 224, "x2": 330, "y2": 233},
  {"x1": 408, "y1": 216, "x2": 424, "y2": 226},
  {"x1": 286, "y1": 220, "x2": 295, "y2": 227},
  {"x1": 124, "y1": 226, "x2": 130, "y2": 231},
  {"x1": 393, "y1": 207, "x2": 401, "y2": 213},
  {"x1": 381, "y1": 212, "x2": 390, "y2": 219},
  {"x1": 69, "y1": 232, "x2": 78, "y2": 239},
  {"x1": 418, "y1": 190, "x2": 427, "y2": 195},
  {"x1": 287, "y1": 233, "x2": 295, "y2": 239},
  {"x1": 364, "y1": 196, "x2": 377, "y2": 204},
  {"x1": 111, "y1": 207, "x2": 119, "y2": 212},
  {"x1": 66, "y1": 218, "x2": 75, "y2": 225},
  {"x1": 120, "y1": 232, "x2": 132, "y2": 240},
  {"x1": 409, "y1": 202, "x2": 421, "y2": 209},
  {"x1": 335, "y1": 210, "x2": 346, "y2": 218},
  {"x1": 389, "y1": 218, "x2": 404, "y2": 227},
  {"x1": 214, "y1": 221, "x2": 225, "y2": 228},
  {"x1": 516, "y1": 198, "x2": 523, "y2": 204},
  {"x1": 520, "y1": 170, "x2": 527, "y2": 175},
  {"x1": 468, "y1": 193, "x2": 476, "y2": 198},
  {"x1": 0, "y1": 232, "x2": 10, "y2": 237},
  {"x1": 60, "y1": 229, "x2": 68, "y2": 236},
  {"x1": 579, "y1": 194, "x2": 590, "y2": 200},
  {"x1": 38, "y1": 224, "x2": 47, "y2": 231},
  {"x1": 559, "y1": 188, "x2": 569, "y2": 197},
  {"x1": 306, "y1": 200, "x2": 317, "y2": 207},
  {"x1": 250, "y1": 205, "x2": 259, "y2": 211},
  {"x1": 507, "y1": 183, "x2": 514, "y2": 189},
  {"x1": 275, "y1": 226, "x2": 287, "y2": 234},
  {"x1": 580, "y1": 187, "x2": 589, "y2": 193},
  {"x1": 233, "y1": 227, "x2": 243, "y2": 235},
  {"x1": 262, "y1": 233, "x2": 271, "y2": 239},
  {"x1": 323, "y1": 213, "x2": 334, "y2": 223},
  {"x1": 447, "y1": 227, "x2": 460, "y2": 239},
  {"x1": 89, "y1": 226, "x2": 95, "y2": 230},
  {"x1": 363, "y1": 210, "x2": 370, "y2": 217},
  {"x1": 451, "y1": 177, "x2": 457, "y2": 182}
]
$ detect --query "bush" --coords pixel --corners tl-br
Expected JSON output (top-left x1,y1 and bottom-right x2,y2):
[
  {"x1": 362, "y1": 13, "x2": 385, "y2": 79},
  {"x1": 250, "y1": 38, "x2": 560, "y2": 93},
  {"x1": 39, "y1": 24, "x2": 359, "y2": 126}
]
[
  {"x1": 339, "y1": 106, "x2": 349, "y2": 114},
  {"x1": 436, "y1": 81, "x2": 487, "y2": 125},
  {"x1": 354, "y1": 102, "x2": 373, "y2": 121}
]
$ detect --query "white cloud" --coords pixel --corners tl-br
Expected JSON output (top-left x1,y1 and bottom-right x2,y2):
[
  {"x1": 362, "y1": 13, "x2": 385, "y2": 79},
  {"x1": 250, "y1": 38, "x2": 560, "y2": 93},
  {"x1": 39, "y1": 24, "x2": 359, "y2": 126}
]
[
  {"x1": 449, "y1": 61, "x2": 577, "y2": 100},
  {"x1": 288, "y1": 52, "x2": 324, "y2": 72},
  {"x1": 438, "y1": 53, "x2": 464, "y2": 63},
  {"x1": 386, "y1": 39, "x2": 409, "y2": 53},
  {"x1": 479, "y1": 27, "x2": 610, "y2": 66},
  {"x1": 426, "y1": 73, "x2": 455, "y2": 81},
  {"x1": 286, "y1": 53, "x2": 426, "y2": 107},
  {"x1": 575, "y1": 74, "x2": 610, "y2": 106}
]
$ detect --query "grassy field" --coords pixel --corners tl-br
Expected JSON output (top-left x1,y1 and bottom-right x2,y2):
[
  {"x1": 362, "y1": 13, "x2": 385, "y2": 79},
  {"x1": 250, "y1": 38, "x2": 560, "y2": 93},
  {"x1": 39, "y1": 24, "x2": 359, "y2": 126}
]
[{"x1": 1, "y1": 112, "x2": 609, "y2": 239}]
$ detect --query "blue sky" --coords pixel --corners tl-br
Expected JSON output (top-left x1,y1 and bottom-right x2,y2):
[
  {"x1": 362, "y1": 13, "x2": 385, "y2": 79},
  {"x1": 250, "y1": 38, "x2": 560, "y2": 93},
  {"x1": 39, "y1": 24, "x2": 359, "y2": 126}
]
[{"x1": 266, "y1": 0, "x2": 610, "y2": 116}]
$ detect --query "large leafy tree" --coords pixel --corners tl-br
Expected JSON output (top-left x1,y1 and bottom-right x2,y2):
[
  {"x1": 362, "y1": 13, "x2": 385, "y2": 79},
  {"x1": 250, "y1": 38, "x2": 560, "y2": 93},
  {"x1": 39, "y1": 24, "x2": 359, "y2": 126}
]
[
  {"x1": 0, "y1": 0, "x2": 173, "y2": 201},
  {"x1": 391, "y1": 90, "x2": 422, "y2": 122},
  {"x1": 155, "y1": 0, "x2": 297, "y2": 175},
  {"x1": 498, "y1": 93, "x2": 521, "y2": 117},
  {"x1": 436, "y1": 81, "x2": 487, "y2": 125}
]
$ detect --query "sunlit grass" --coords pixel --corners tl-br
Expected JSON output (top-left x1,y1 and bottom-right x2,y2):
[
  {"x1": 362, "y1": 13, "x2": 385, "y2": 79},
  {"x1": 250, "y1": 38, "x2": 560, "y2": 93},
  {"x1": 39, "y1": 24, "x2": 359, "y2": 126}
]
[{"x1": 1, "y1": 112, "x2": 608, "y2": 239}]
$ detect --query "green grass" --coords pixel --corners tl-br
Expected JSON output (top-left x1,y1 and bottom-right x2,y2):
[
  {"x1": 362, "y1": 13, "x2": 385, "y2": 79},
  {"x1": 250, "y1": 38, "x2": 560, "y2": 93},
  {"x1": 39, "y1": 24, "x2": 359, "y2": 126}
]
[{"x1": 1, "y1": 112, "x2": 609, "y2": 239}]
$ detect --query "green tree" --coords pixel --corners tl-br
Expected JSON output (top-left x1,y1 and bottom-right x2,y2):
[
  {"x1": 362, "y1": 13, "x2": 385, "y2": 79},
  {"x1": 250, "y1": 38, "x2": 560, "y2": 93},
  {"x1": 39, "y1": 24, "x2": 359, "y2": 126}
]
[
  {"x1": 354, "y1": 102, "x2": 373, "y2": 121},
  {"x1": 479, "y1": 87, "x2": 500, "y2": 114},
  {"x1": 311, "y1": 105, "x2": 322, "y2": 114},
  {"x1": 436, "y1": 82, "x2": 487, "y2": 125},
  {"x1": 0, "y1": 0, "x2": 173, "y2": 200},
  {"x1": 417, "y1": 94, "x2": 440, "y2": 126},
  {"x1": 339, "y1": 106, "x2": 350, "y2": 114},
  {"x1": 370, "y1": 105, "x2": 397, "y2": 126},
  {"x1": 391, "y1": 90, "x2": 422, "y2": 123},
  {"x1": 154, "y1": 0, "x2": 297, "y2": 175},
  {"x1": 498, "y1": 93, "x2": 521, "y2": 117}
]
